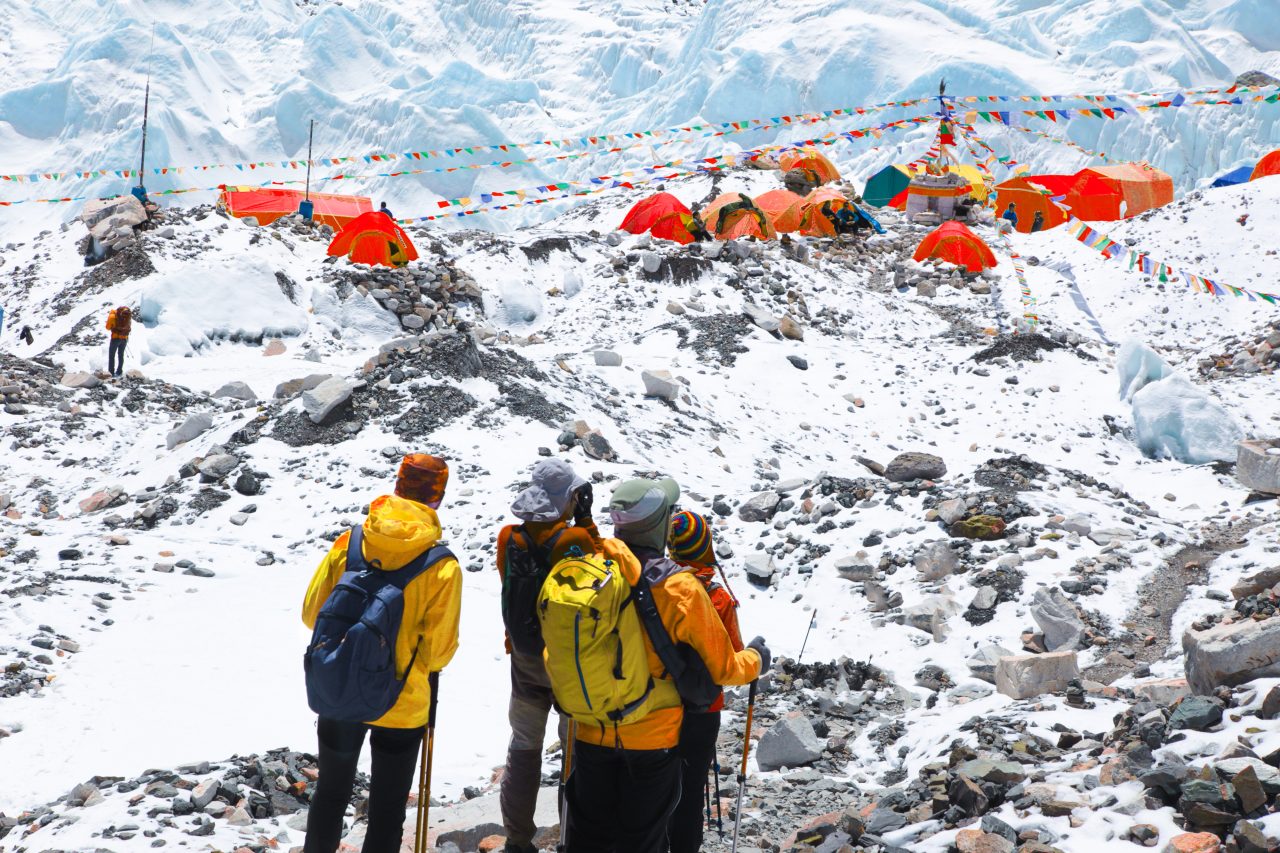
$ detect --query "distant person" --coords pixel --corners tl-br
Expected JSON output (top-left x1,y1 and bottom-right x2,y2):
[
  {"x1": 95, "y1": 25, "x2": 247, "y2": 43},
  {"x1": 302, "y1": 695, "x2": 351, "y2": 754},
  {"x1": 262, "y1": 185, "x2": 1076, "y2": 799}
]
[
  {"x1": 20, "y1": 326, "x2": 34, "y2": 346},
  {"x1": 105, "y1": 306, "x2": 132, "y2": 377},
  {"x1": 1030, "y1": 210, "x2": 1045, "y2": 233},
  {"x1": 379, "y1": 201, "x2": 395, "y2": 220},
  {"x1": 302, "y1": 454, "x2": 461, "y2": 853},
  {"x1": 0, "y1": 305, "x2": 5, "y2": 338},
  {"x1": 1001, "y1": 202, "x2": 1019, "y2": 230}
]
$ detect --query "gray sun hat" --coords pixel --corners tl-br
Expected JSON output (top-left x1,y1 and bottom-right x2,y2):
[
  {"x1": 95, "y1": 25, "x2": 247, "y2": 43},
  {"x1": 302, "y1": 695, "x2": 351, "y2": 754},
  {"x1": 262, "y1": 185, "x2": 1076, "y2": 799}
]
[
  {"x1": 608, "y1": 476, "x2": 680, "y2": 552},
  {"x1": 510, "y1": 459, "x2": 588, "y2": 523}
]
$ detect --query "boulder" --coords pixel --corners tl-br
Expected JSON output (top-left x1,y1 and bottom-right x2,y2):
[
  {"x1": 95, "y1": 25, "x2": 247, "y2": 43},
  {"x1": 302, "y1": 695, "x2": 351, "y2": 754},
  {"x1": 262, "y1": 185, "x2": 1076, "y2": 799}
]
[
  {"x1": 1133, "y1": 678, "x2": 1191, "y2": 707},
  {"x1": 756, "y1": 712, "x2": 824, "y2": 771},
  {"x1": 1030, "y1": 586, "x2": 1086, "y2": 651},
  {"x1": 274, "y1": 373, "x2": 332, "y2": 399},
  {"x1": 302, "y1": 377, "x2": 355, "y2": 425},
  {"x1": 593, "y1": 350, "x2": 623, "y2": 367},
  {"x1": 949, "y1": 515, "x2": 1007, "y2": 540},
  {"x1": 937, "y1": 498, "x2": 967, "y2": 525},
  {"x1": 1183, "y1": 616, "x2": 1280, "y2": 695},
  {"x1": 738, "y1": 492, "x2": 781, "y2": 522},
  {"x1": 995, "y1": 651, "x2": 1080, "y2": 699},
  {"x1": 955, "y1": 829, "x2": 1015, "y2": 853},
  {"x1": 883, "y1": 452, "x2": 947, "y2": 482},
  {"x1": 1168, "y1": 696, "x2": 1224, "y2": 731},
  {"x1": 913, "y1": 540, "x2": 959, "y2": 580},
  {"x1": 166, "y1": 413, "x2": 214, "y2": 450},
  {"x1": 899, "y1": 593, "x2": 960, "y2": 639},
  {"x1": 1232, "y1": 567, "x2": 1280, "y2": 600},
  {"x1": 955, "y1": 759, "x2": 1027, "y2": 785},
  {"x1": 61, "y1": 371, "x2": 101, "y2": 389},
  {"x1": 779, "y1": 316, "x2": 804, "y2": 341},
  {"x1": 641, "y1": 370, "x2": 680, "y2": 401},
  {"x1": 1163, "y1": 832, "x2": 1222, "y2": 853},
  {"x1": 968, "y1": 645, "x2": 1013, "y2": 684},
  {"x1": 835, "y1": 555, "x2": 875, "y2": 582},
  {"x1": 212, "y1": 381, "x2": 257, "y2": 402},
  {"x1": 640, "y1": 251, "x2": 662, "y2": 274},
  {"x1": 197, "y1": 454, "x2": 240, "y2": 480},
  {"x1": 1236, "y1": 439, "x2": 1280, "y2": 495},
  {"x1": 1062, "y1": 514, "x2": 1093, "y2": 536},
  {"x1": 744, "y1": 553, "x2": 776, "y2": 583},
  {"x1": 744, "y1": 303, "x2": 781, "y2": 333}
]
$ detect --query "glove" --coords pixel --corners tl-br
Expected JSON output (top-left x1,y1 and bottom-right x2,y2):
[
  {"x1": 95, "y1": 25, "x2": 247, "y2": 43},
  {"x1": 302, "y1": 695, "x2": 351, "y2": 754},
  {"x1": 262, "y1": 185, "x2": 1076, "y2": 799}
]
[
  {"x1": 573, "y1": 482, "x2": 594, "y2": 523},
  {"x1": 747, "y1": 636, "x2": 771, "y2": 676}
]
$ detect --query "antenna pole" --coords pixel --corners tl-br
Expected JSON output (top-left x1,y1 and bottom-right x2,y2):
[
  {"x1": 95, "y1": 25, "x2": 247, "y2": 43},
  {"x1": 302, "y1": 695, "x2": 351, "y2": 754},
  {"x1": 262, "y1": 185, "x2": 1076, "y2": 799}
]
[
  {"x1": 134, "y1": 24, "x2": 156, "y2": 203},
  {"x1": 305, "y1": 119, "x2": 314, "y2": 201}
]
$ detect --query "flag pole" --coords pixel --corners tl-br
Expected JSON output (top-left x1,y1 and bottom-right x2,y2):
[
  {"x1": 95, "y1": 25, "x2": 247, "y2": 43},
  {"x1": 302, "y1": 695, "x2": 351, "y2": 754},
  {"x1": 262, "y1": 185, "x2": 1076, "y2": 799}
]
[{"x1": 133, "y1": 24, "x2": 156, "y2": 204}]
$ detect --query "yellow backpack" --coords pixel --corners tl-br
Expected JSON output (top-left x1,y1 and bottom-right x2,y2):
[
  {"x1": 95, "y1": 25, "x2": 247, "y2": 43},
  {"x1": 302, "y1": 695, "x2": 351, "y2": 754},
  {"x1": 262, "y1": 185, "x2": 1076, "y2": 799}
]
[{"x1": 537, "y1": 551, "x2": 656, "y2": 729}]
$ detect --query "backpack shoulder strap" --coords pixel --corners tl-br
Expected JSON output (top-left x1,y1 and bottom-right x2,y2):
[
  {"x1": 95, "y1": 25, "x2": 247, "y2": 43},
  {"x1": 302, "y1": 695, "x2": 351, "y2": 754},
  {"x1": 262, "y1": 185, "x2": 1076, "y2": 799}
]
[
  {"x1": 513, "y1": 525, "x2": 561, "y2": 564},
  {"x1": 345, "y1": 526, "x2": 368, "y2": 572},
  {"x1": 383, "y1": 544, "x2": 456, "y2": 591},
  {"x1": 630, "y1": 572, "x2": 687, "y2": 682}
]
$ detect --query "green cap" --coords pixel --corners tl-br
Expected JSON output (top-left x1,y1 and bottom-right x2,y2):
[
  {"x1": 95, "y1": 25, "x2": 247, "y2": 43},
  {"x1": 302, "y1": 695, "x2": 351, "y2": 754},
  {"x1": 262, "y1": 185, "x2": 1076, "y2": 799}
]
[{"x1": 608, "y1": 477, "x2": 680, "y2": 551}]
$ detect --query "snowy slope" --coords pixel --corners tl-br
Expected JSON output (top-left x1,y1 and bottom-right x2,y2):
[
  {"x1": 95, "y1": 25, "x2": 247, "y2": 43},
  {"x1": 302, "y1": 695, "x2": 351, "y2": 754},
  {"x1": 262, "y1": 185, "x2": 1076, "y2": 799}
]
[{"x1": 1, "y1": 0, "x2": 1279, "y2": 241}]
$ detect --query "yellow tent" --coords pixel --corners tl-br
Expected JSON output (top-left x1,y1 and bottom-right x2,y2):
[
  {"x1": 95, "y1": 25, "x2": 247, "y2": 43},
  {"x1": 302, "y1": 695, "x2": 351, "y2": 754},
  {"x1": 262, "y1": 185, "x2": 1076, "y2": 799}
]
[{"x1": 952, "y1": 164, "x2": 990, "y2": 203}]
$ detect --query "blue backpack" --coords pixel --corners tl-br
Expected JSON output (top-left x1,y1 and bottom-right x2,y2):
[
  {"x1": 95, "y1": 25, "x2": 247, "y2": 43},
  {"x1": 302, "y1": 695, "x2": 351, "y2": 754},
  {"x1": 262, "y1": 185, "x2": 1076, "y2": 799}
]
[{"x1": 304, "y1": 526, "x2": 453, "y2": 722}]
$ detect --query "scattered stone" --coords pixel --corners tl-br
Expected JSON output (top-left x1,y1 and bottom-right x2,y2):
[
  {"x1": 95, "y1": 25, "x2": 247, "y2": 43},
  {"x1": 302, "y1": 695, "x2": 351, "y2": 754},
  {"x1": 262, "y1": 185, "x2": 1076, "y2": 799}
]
[
  {"x1": 949, "y1": 515, "x2": 1008, "y2": 540},
  {"x1": 744, "y1": 553, "x2": 777, "y2": 584},
  {"x1": 913, "y1": 540, "x2": 959, "y2": 580},
  {"x1": 1030, "y1": 586, "x2": 1086, "y2": 651},
  {"x1": 1236, "y1": 439, "x2": 1280, "y2": 495},
  {"x1": 739, "y1": 491, "x2": 782, "y2": 522},
  {"x1": 1183, "y1": 616, "x2": 1280, "y2": 694},
  {"x1": 166, "y1": 413, "x2": 214, "y2": 450},
  {"x1": 302, "y1": 377, "x2": 355, "y2": 425},
  {"x1": 995, "y1": 651, "x2": 1080, "y2": 699},
  {"x1": 787, "y1": 355, "x2": 809, "y2": 371},
  {"x1": 641, "y1": 370, "x2": 680, "y2": 401},
  {"x1": 883, "y1": 452, "x2": 947, "y2": 482},
  {"x1": 1163, "y1": 831, "x2": 1222, "y2": 853},
  {"x1": 593, "y1": 350, "x2": 623, "y2": 367},
  {"x1": 197, "y1": 453, "x2": 239, "y2": 480},
  {"x1": 779, "y1": 316, "x2": 804, "y2": 341},
  {"x1": 60, "y1": 371, "x2": 101, "y2": 389},
  {"x1": 1168, "y1": 696, "x2": 1224, "y2": 731},
  {"x1": 212, "y1": 381, "x2": 257, "y2": 402},
  {"x1": 756, "y1": 712, "x2": 824, "y2": 771}
]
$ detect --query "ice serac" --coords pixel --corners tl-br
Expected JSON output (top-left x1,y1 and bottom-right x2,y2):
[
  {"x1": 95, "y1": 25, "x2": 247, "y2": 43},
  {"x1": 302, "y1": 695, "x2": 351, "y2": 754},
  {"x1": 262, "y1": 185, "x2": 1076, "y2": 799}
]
[
  {"x1": 1130, "y1": 375, "x2": 1244, "y2": 464},
  {"x1": 1116, "y1": 339, "x2": 1174, "y2": 402}
]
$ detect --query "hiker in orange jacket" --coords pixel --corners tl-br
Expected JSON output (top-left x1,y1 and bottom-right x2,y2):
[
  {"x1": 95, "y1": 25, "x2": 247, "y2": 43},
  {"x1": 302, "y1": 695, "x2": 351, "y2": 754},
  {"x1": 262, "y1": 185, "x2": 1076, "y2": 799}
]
[
  {"x1": 301, "y1": 455, "x2": 461, "y2": 853},
  {"x1": 105, "y1": 306, "x2": 132, "y2": 377},
  {"x1": 495, "y1": 459, "x2": 602, "y2": 853},
  {"x1": 666, "y1": 510, "x2": 747, "y2": 853},
  {"x1": 561, "y1": 477, "x2": 767, "y2": 853}
]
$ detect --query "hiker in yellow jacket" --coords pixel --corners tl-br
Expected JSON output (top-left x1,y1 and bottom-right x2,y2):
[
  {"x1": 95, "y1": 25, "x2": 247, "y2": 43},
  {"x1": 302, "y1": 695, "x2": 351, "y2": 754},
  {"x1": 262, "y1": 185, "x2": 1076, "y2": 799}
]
[
  {"x1": 301, "y1": 454, "x2": 462, "y2": 853},
  {"x1": 561, "y1": 477, "x2": 767, "y2": 853}
]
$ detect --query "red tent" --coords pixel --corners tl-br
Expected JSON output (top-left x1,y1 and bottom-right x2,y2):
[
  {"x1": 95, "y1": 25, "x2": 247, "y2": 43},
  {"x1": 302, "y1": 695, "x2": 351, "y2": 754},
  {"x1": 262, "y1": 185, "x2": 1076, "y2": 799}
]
[
  {"x1": 327, "y1": 212, "x2": 419, "y2": 267},
  {"x1": 1251, "y1": 150, "x2": 1280, "y2": 181},
  {"x1": 219, "y1": 186, "x2": 372, "y2": 229},
  {"x1": 619, "y1": 192, "x2": 691, "y2": 234},
  {"x1": 913, "y1": 221, "x2": 997, "y2": 273},
  {"x1": 1065, "y1": 164, "x2": 1173, "y2": 220},
  {"x1": 992, "y1": 175, "x2": 1075, "y2": 233},
  {"x1": 648, "y1": 212, "x2": 700, "y2": 245}
]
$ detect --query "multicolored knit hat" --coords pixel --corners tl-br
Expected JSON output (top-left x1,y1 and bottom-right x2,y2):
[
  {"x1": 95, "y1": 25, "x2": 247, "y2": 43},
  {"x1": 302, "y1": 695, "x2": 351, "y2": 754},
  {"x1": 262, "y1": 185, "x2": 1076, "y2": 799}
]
[
  {"x1": 394, "y1": 454, "x2": 449, "y2": 509},
  {"x1": 670, "y1": 510, "x2": 715, "y2": 566}
]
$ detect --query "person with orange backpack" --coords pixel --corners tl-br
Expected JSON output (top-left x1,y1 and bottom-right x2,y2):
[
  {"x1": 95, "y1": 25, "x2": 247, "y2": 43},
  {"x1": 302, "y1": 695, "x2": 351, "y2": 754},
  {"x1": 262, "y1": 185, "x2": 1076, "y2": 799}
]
[
  {"x1": 538, "y1": 476, "x2": 768, "y2": 853},
  {"x1": 665, "y1": 511, "x2": 749, "y2": 853},
  {"x1": 104, "y1": 305, "x2": 132, "y2": 377},
  {"x1": 496, "y1": 459, "x2": 601, "y2": 853},
  {"x1": 301, "y1": 454, "x2": 461, "y2": 853}
]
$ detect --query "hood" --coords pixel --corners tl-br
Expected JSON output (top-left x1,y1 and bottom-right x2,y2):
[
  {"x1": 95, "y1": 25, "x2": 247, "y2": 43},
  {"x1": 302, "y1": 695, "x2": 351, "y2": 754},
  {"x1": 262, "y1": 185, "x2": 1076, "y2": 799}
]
[{"x1": 360, "y1": 494, "x2": 442, "y2": 571}]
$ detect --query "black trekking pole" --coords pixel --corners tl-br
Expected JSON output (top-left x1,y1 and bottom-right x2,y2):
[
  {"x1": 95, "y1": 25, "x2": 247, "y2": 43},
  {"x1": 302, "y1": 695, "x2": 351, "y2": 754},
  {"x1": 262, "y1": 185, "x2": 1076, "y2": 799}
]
[
  {"x1": 415, "y1": 671, "x2": 440, "y2": 853},
  {"x1": 797, "y1": 609, "x2": 818, "y2": 664},
  {"x1": 557, "y1": 719, "x2": 577, "y2": 853},
  {"x1": 713, "y1": 759, "x2": 724, "y2": 839},
  {"x1": 704, "y1": 769, "x2": 712, "y2": 834},
  {"x1": 730, "y1": 681, "x2": 758, "y2": 853}
]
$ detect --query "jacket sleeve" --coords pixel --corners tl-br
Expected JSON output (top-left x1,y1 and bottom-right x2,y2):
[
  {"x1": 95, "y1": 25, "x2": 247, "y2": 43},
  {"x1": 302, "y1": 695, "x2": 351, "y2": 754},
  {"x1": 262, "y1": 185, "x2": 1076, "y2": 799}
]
[
  {"x1": 105, "y1": 311, "x2": 115, "y2": 332},
  {"x1": 712, "y1": 587, "x2": 745, "y2": 653},
  {"x1": 661, "y1": 574, "x2": 760, "y2": 686},
  {"x1": 577, "y1": 518, "x2": 604, "y2": 551},
  {"x1": 424, "y1": 555, "x2": 463, "y2": 672},
  {"x1": 301, "y1": 533, "x2": 349, "y2": 629},
  {"x1": 496, "y1": 525, "x2": 512, "y2": 583}
]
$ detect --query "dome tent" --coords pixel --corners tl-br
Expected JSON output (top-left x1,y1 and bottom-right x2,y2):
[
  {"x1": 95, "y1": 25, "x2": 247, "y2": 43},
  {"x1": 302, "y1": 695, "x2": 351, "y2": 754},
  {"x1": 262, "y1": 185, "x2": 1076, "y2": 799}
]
[
  {"x1": 755, "y1": 189, "x2": 807, "y2": 233},
  {"x1": 913, "y1": 221, "x2": 997, "y2": 273},
  {"x1": 863, "y1": 164, "x2": 913, "y2": 208},
  {"x1": 648, "y1": 212, "x2": 702, "y2": 245},
  {"x1": 619, "y1": 192, "x2": 691, "y2": 234},
  {"x1": 1211, "y1": 165, "x2": 1255, "y2": 188},
  {"x1": 778, "y1": 149, "x2": 840, "y2": 186},
  {"x1": 1252, "y1": 150, "x2": 1280, "y2": 181},
  {"x1": 703, "y1": 193, "x2": 776, "y2": 241},
  {"x1": 327, "y1": 211, "x2": 419, "y2": 267}
]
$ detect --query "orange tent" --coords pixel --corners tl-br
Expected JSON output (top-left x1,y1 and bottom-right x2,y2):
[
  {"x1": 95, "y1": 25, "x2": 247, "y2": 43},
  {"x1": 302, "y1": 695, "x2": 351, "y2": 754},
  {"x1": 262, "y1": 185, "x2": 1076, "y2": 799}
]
[
  {"x1": 913, "y1": 221, "x2": 997, "y2": 273},
  {"x1": 1065, "y1": 164, "x2": 1173, "y2": 220},
  {"x1": 703, "y1": 193, "x2": 776, "y2": 240},
  {"x1": 798, "y1": 187, "x2": 856, "y2": 237},
  {"x1": 779, "y1": 149, "x2": 840, "y2": 185},
  {"x1": 1251, "y1": 150, "x2": 1280, "y2": 181},
  {"x1": 327, "y1": 212, "x2": 419, "y2": 267},
  {"x1": 755, "y1": 189, "x2": 807, "y2": 233},
  {"x1": 991, "y1": 175, "x2": 1075, "y2": 233},
  {"x1": 219, "y1": 186, "x2": 372, "y2": 229},
  {"x1": 619, "y1": 192, "x2": 691, "y2": 234},
  {"x1": 648, "y1": 212, "x2": 701, "y2": 245}
]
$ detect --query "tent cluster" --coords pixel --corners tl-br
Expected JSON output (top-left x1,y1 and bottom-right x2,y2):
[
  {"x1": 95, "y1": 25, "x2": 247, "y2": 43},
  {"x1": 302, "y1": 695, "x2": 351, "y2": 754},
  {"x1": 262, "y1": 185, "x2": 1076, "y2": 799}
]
[
  {"x1": 990, "y1": 163, "x2": 1173, "y2": 233},
  {"x1": 862, "y1": 163, "x2": 989, "y2": 210}
]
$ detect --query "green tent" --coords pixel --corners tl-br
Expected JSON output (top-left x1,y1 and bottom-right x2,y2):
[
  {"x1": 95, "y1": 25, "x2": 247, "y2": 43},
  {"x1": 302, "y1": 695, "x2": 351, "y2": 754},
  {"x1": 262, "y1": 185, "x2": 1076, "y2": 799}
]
[{"x1": 863, "y1": 164, "x2": 913, "y2": 208}]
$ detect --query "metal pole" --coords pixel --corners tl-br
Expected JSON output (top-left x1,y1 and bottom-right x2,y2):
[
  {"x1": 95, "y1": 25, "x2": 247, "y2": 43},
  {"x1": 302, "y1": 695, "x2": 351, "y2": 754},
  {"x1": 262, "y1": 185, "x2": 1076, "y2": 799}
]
[
  {"x1": 305, "y1": 119, "x2": 314, "y2": 201},
  {"x1": 415, "y1": 671, "x2": 440, "y2": 853},
  {"x1": 797, "y1": 609, "x2": 818, "y2": 664},
  {"x1": 558, "y1": 719, "x2": 577, "y2": 853},
  {"x1": 730, "y1": 681, "x2": 758, "y2": 853},
  {"x1": 137, "y1": 24, "x2": 156, "y2": 189}
]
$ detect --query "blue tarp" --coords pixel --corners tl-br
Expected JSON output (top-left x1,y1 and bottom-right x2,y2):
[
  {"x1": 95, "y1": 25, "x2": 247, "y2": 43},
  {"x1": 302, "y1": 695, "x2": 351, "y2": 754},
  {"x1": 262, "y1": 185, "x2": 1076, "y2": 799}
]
[
  {"x1": 853, "y1": 204, "x2": 886, "y2": 234},
  {"x1": 1211, "y1": 165, "x2": 1254, "y2": 188}
]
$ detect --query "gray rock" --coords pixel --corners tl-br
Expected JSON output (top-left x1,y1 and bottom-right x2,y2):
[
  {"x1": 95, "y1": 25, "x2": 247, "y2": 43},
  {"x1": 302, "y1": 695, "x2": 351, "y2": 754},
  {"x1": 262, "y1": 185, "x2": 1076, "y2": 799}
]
[
  {"x1": 303, "y1": 377, "x2": 355, "y2": 425},
  {"x1": 744, "y1": 553, "x2": 776, "y2": 583},
  {"x1": 787, "y1": 355, "x2": 809, "y2": 371},
  {"x1": 738, "y1": 491, "x2": 781, "y2": 522},
  {"x1": 666, "y1": 301, "x2": 686, "y2": 316},
  {"x1": 190, "y1": 780, "x2": 220, "y2": 810},
  {"x1": 593, "y1": 350, "x2": 623, "y2": 367},
  {"x1": 166, "y1": 413, "x2": 214, "y2": 450},
  {"x1": 863, "y1": 581, "x2": 902, "y2": 613},
  {"x1": 937, "y1": 498, "x2": 967, "y2": 525},
  {"x1": 956, "y1": 759, "x2": 1027, "y2": 785},
  {"x1": 1214, "y1": 757, "x2": 1280, "y2": 791},
  {"x1": 970, "y1": 586, "x2": 998, "y2": 610},
  {"x1": 274, "y1": 373, "x2": 331, "y2": 399},
  {"x1": 212, "y1": 381, "x2": 257, "y2": 402},
  {"x1": 756, "y1": 712, "x2": 824, "y2": 770},
  {"x1": 401, "y1": 314, "x2": 426, "y2": 330},
  {"x1": 744, "y1": 303, "x2": 781, "y2": 333},
  {"x1": 899, "y1": 593, "x2": 960, "y2": 639},
  {"x1": 883, "y1": 452, "x2": 947, "y2": 482},
  {"x1": 0, "y1": 493, "x2": 9, "y2": 511},
  {"x1": 914, "y1": 540, "x2": 959, "y2": 580},
  {"x1": 1183, "y1": 616, "x2": 1280, "y2": 694},
  {"x1": 1168, "y1": 695, "x2": 1223, "y2": 731},
  {"x1": 995, "y1": 651, "x2": 1080, "y2": 699},
  {"x1": 1031, "y1": 586, "x2": 1086, "y2": 651},
  {"x1": 234, "y1": 471, "x2": 261, "y2": 496},
  {"x1": 229, "y1": 512, "x2": 250, "y2": 526},
  {"x1": 61, "y1": 371, "x2": 101, "y2": 389},
  {"x1": 1237, "y1": 439, "x2": 1280, "y2": 494},
  {"x1": 197, "y1": 454, "x2": 239, "y2": 480},
  {"x1": 835, "y1": 555, "x2": 875, "y2": 582},
  {"x1": 640, "y1": 251, "x2": 662, "y2": 274},
  {"x1": 1132, "y1": 678, "x2": 1192, "y2": 706},
  {"x1": 1062, "y1": 514, "x2": 1093, "y2": 536},
  {"x1": 1231, "y1": 566, "x2": 1280, "y2": 600},
  {"x1": 641, "y1": 370, "x2": 680, "y2": 401},
  {"x1": 968, "y1": 645, "x2": 1013, "y2": 684}
]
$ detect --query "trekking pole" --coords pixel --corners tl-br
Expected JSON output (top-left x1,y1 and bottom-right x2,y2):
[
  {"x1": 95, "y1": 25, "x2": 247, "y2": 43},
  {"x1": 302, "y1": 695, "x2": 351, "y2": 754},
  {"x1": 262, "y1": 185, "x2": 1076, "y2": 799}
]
[
  {"x1": 704, "y1": 769, "x2": 713, "y2": 835},
  {"x1": 713, "y1": 760, "x2": 724, "y2": 839},
  {"x1": 557, "y1": 719, "x2": 577, "y2": 853},
  {"x1": 797, "y1": 609, "x2": 818, "y2": 664},
  {"x1": 415, "y1": 672, "x2": 440, "y2": 853},
  {"x1": 730, "y1": 681, "x2": 758, "y2": 853}
]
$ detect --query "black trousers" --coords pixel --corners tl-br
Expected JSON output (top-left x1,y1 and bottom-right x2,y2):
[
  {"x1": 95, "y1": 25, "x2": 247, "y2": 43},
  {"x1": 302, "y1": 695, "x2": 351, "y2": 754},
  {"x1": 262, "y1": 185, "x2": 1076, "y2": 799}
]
[
  {"x1": 668, "y1": 712, "x2": 721, "y2": 853},
  {"x1": 566, "y1": 741, "x2": 680, "y2": 853},
  {"x1": 304, "y1": 717, "x2": 424, "y2": 853},
  {"x1": 108, "y1": 338, "x2": 127, "y2": 376}
]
